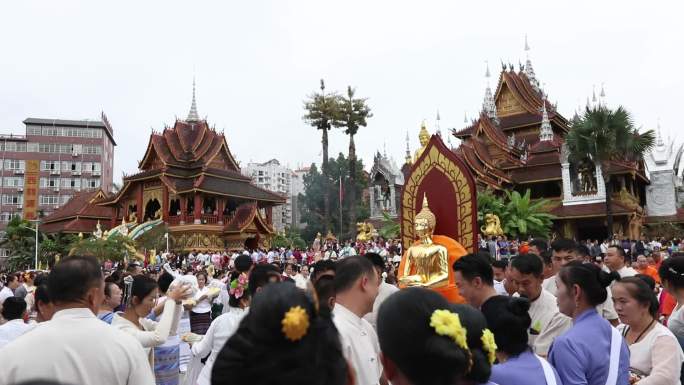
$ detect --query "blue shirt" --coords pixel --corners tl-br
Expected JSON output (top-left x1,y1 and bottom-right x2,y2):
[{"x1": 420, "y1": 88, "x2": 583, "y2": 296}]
[
  {"x1": 549, "y1": 309, "x2": 630, "y2": 385},
  {"x1": 491, "y1": 349, "x2": 561, "y2": 385},
  {"x1": 97, "y1": 311, "x2": 114, "y2": 324}
]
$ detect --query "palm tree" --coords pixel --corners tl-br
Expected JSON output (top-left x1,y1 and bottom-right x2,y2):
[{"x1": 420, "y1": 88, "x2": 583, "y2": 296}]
[
  {"x1": 303, "y1": 80, "x2": 343, "y2": 232},
  {"x1": 336, "y1": 86, "x2": 372, "y2": 235},
  {"x1": 566, "y1": 106, "x2": 655, "y2": 235},
  {"x1": 501, "y1": 190, "x2": 555, "y2": 238}
]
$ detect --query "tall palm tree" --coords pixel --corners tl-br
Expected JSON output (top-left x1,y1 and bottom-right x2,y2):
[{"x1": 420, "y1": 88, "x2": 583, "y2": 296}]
[
  {"x1": 566, "y1": 106, "x2": 655, "y2": 235},
  {"x1": 336, "y1": 86, "x2": 372, "y2": 235},
  {"x1": 303, "y1": 80, "x2": 342, "y2": 232}
]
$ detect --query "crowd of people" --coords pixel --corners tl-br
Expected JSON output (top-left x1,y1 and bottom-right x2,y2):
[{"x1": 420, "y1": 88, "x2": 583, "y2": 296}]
[{"x1": 1, "y1": 235, "x2": 684, "y2": 385}]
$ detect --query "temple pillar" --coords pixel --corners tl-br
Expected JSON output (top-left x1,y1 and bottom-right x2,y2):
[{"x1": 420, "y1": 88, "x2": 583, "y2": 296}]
[
  {"x1": 217, "y1": 197, "x2": 225, "y2": 225},
  {"x1": 194, "y1": 193, "x2": 202, "y2": 224},
  {"x1": 265, "y1": 205, "x2": 273, "y2": 225},
  {"x1": 111, "y1": 206, "x2": 119, "y2": 228},
  {"x1": 180, "y1": 196, "x2": 187, "y2": 225},
  {"x1": 136, "y1": 186, "x2": 143, "y2": 224},
  {"x1": 162, "y1": 186, "x2": 169, "y2": 222}
]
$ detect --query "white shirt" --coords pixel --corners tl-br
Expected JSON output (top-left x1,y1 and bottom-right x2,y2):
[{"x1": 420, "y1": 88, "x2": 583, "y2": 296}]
[
  {"x1": 363, "y1": 282, "x2": 399, "y2": 330},
  {"x1": 669, "y1": 304, "x2": 684, "y2": 337},
  {"x1": 0, "y1": 286, "x2": 13, "y2": 305},
  {"x1": 333, "y1": 304, "x2": 383, "y2": 385},
  {"x1": 527, "y1": 289, "x2": 572, "y2": 356},
  {"x1": 0, "y1": 307, "x2": 154, "y2": 385},
  {"x1": 0, "y1": 319, "x2": 36, "y2": 348},
  {"x1": 192, "y1": 307, "x2": 248, "y2": 385},
  {"x1": 192, "y1": 286, "x2": 213, "y2": 313},
  {"x1": 493, "y1": 280, "x2": 508, "y2": 296},
  {"x1": 618, "y1": 322, "x2": 684, "y2": 385}
]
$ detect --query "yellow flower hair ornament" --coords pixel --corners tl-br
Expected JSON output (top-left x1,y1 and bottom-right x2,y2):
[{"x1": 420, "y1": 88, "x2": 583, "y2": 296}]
[
  {"x1": 282, "y1": 306, "x2": 310, "y2": 342},
  {"x1": 481, "y1": 328, "x2": 497, "y2": 365},
  {"x1": 429, "y1": 309, "x2": 469, "y2": 351}
]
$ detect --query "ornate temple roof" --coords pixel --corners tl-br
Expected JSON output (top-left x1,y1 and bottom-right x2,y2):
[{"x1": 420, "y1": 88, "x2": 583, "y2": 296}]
[{"x1": 41, "y1": 189, "x2": 113, "y2": 233}]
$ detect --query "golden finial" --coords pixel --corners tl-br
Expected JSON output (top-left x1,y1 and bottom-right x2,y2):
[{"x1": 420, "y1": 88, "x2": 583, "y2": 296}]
[
  {"x1": 415, "y1": 196, "x2": 436, "y2": 229},
  {"x1": 419, "y1": 120, "x2": 430, "y2": 140}
]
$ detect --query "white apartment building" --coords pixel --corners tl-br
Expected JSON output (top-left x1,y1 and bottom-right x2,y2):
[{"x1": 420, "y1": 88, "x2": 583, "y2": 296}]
[{"x1": 243, "y1": 159, "x2": 293, "y2": 232}]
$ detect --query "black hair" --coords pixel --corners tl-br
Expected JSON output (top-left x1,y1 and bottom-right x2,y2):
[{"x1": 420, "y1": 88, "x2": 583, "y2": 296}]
[
  {"x1": 235, "y1": 254, "x2": 254, "y2": 273},
  {"x1": 511, "y1": 253, "x2": 544, "y2": 278},
  {"x1": 196, "y1": 271, "x2": 208, "y2": 283},
  {"x1": 540, "y1": 250, "x2": 553, "y2": 266},
  {"x1": 248, "y1": 264, "x2": 282, "y2": 296},
  {"x1": 551, "y1": 238, "x2": 578, "y2": 253},
  {"x1": 48, "y1": 256, "x2": 103, "y2": 304},
  {"x1": 334, "y1": 256, "x2": 376, "y2": 293},
  {"x1": 130, "y1": 275, "x2": 158, "y2": 305},
  {"x1": 452, "y1": 253, "x2": 494, "y2": 286},
  {"x1": 378, "y1": 288, "x2": 491, "y2": 385},
  {"x1": 577, "y1": 245, "x2": 590, "y2": 257},
  {"x1": 618, "y1": 277, "x2": 659, "y2": 319},
  {"x1": 558, "y1": 261, "x2": 619, "y2": 306},
  {"x1": 658, "y1": 256, "x2": 684, "y2": 290},
  {"x1": 157, "y1": 272, "x2": 175, "y2": 294},
  {"x1": 635, "y1": 274, "x2": 656, "y2": 291},
  {"x1": 311, "y1": 260, "x2": 336, "y2": 282},
  {"x1": 529, "y1": 239, "x2": 548, "y2": 255},
  {"x1": 492, "y1": 259, "x2": 508, "y2": 270},
  {"x1": 365, "y1": 252, "x2": 384, "y2": 270},
  {"x1": 1, "y1": 296, "x2": 26, "y2": 320},
  {"x1": 6, "y1": 273, "x2": 20, "y2": 284},
  {"x1": 212, "y1": 282, "x2": 347, "y2": 385},
  {"x1": 481, "y1": 296, "x2": 531, "y2": 357},
  {"x1": 313, "y1": 274, "x2": 335, "y2": 317},
  {"x1": 104, "y1": 281, "x2": 119, "y2": 298},
  {"x1": 608, "y1": 245, "x2": 625, "y2": 260}
]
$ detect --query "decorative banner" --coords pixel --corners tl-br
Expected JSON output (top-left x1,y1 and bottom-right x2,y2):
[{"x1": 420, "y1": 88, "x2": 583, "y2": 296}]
[{"x1": 23, "y1": 160, "x2": 40, "y2": 220}]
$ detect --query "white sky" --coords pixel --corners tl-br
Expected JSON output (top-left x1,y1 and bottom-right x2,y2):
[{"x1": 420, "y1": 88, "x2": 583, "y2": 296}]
[{"x1": 1, "y1": 1, "x2": 682, "y2": 182}]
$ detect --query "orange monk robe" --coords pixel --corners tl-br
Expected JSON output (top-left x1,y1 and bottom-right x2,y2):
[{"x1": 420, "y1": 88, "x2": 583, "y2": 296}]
[{"x1": 636, "y1": 266, "x2": 660, "y2": 284}]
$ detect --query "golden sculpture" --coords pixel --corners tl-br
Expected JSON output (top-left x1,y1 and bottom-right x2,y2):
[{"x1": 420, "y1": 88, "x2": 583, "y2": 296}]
[
  {"x1": 480, "y1": 213, "x2": 504, "y2": 237},
  {"x1": 413, "y1": 120, "x2": 431, "y2": 163},
  {"x1": 398, "y1": 197, "x2": 450, "y2": 287},
  {"x1": 93, "y1": 220, "x2": 103, "y2": 239},
  {"x1": 356, "y1": 222, "x2": 379, "y2": 242}
]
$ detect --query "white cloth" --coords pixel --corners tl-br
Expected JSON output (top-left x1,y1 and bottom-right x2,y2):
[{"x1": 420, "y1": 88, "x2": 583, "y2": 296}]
[
  {"x1": 0, "y1": 319, "x2": 36, "y2": 348},
  {"x1": 363, "y1": 282, "x2": 399, "y2": 330},
  {"x1": 528, "y1": 289, "x2": 572, "y2": 356},
  {"x1": 0, "y1": 307, "x2": 154, "y2": 385},
  {"x1": 333, "y1": 304, "x2": 383, "y2": 385},
  {"x1": 0, "y1": 286, "x2": 13, "y2": 305},
  {"x1": 191, "y1": 307, "x2": 248, "y2": 385},
  {"x1": 291, "y1": 274, "x2": 308, "y2": 290},
  {"x1": 542, "y1": 275, "x2": 557, "y2": 295},
  {"x1": 616, "y1": 266, "x2": 637, "y2": 279},
  {"x1": 493, "y1": 280, "x2": 508, "y2": 296},
  {"x1": 618, "y1": 322, "x2": 684, "y2": 385},
  {"x1": 192, "y1": 286, "x2": 212, "y2": 314},
  {"x1": 668, "y1": 304, "x2": 684, "y2": 337}
]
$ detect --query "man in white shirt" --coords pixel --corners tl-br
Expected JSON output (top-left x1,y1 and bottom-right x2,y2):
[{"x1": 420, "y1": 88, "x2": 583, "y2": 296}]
[
  {"x1": 333, "y1": 256, "x2": 386, "y2": 385},
  {"x1": 0, "y1": 273, "x2": 20, "y2": 305},
  {"x1": 0, "y1": 256, "x2": 154, "y2": 385},
  {"x1": 604, "y1": 245, "x2": 637, "y2": 278},
  {"x1": 510, "y1": 253, "x2": 572, "y2": 357},
  {"x1": 0, "y1": 297, "x2": 35, "y2": 348},
  {"x1": 453, "y1": 252, "x2": 504, "y2": 309},
  {"x1": 363, "y1": 253, "x2": 399, "y2": 330}
]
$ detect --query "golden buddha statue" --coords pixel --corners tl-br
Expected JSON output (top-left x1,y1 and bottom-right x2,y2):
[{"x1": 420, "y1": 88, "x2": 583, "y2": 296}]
[
  {"x1": 398, "y1": 197, "x2": 449, "y2": 288},
  {"x1": 413, "y1": 120, "x2": 431, "y2": 163}
]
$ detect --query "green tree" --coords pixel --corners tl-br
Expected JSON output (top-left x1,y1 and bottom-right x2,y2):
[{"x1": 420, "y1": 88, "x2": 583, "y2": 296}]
[
  {"x1": 335, "y1": 86, "x2": 372, "y2": 236},
  {"x1": 69, "y1": 234, "x2": 137, "y2": 262},
  {"x1": 135, "y1": 223, "x2": 169, "y2": 253},
  {"x1": 272, "y1": 227, "x2": 307, "y2": 250},
  {"x1": 0, "y1": 216, "x2": 43, "y2": 271},
  {"x1": 566, "y1": 106, "x2": 655, "y2": 234},
  {"x1": 299, "y1": 153, "x2": 369, "y2": 243},
  {"x1": 378, "y1": 211, "x2": 400, "y2": 240},
  {"x1": 477, "y1": 188, "x2": 505, "y2": 227},
  {"x1": 500, "y1": 190, "x2": 555, "y2": 238},
  {"x1": 302, "y1": 80, "x2": 343, "y2": 232}
]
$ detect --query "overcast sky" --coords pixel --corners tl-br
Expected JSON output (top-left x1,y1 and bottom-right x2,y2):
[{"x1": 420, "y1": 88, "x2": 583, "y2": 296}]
[{"x1": 1, "y1": 1, "x2": 682, "y2": 182}]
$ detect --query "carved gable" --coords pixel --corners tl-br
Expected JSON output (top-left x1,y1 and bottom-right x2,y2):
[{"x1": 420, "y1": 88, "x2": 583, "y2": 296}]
[{"x1": 496, "y1": 83, "x2": 525, "y2": 117}]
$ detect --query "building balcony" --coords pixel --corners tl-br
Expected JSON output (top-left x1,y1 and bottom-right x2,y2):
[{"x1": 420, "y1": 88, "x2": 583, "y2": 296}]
[
  {"x1": 201, "y1": 214, "x2": 218, "y2": 224},
  {"x1": 168, "y1": 215, "x2": 182, "y2": 226}
]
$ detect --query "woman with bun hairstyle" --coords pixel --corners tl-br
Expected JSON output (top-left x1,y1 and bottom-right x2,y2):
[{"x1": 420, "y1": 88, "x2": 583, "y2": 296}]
[
  {"x1": 377, "y1": 287, "x2": 497, "y2": 385},
  {"x1": 211, "y1": 281, "x2": 350, "y2": 385},
  {"x1": 482, "y1": 296, "x2": 561, "y2": 385},
  {"x1": 549, "y1": 261, "x2": 630, "y2": 385},
  {"x1": 659, "y1": 256, "x2": 684, "y2": 339},
  {"x1": 613, "y1": 276, "x2": 683, "y2": 385}
]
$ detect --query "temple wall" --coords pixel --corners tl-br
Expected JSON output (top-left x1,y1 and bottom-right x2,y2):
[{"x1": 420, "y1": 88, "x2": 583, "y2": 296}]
[{"x1": 646, "y1": 170, "x2": 677, "y2": 217}]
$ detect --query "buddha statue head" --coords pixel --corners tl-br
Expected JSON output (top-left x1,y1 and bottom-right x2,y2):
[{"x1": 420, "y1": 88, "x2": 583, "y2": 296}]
[
  {"x1": 414, "y1": 196, "x2": 436, "y2": 239},
  {"x1": 418, "y1": 121, "x2": 430, "y2": 147}
]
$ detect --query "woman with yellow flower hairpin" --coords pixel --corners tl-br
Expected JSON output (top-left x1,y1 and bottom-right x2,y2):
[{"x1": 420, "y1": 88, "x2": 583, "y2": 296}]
[
  {"x1": 210, "y1": 282, "x2": 350, "y2": 385},
  {"x1": 481, "y1": 296, "x2": 562, "y2": 385},
  {"x1": 377, "y1": 287, "x2": 498, "y2": 385}
]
